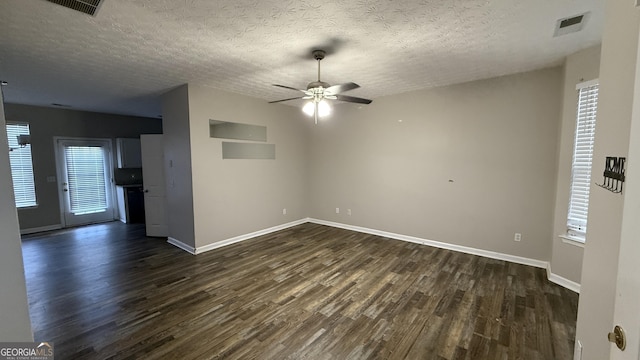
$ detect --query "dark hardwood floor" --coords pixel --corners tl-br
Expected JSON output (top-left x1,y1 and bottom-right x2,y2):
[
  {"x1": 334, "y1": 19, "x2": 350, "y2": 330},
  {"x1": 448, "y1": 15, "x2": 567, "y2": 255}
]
[{"x1": 21, "y1": 222, "x2": 578, "y2": 359}]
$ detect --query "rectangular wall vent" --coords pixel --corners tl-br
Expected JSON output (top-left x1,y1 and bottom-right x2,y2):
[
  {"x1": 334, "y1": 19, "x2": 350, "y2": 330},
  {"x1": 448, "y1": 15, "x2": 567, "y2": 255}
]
[
  {"x1": 559, "y1": 15, "x2": 583, "y2": 29},
  {"x1": 45, "y1": 0, "x2": 104, "y2": 16},
  {"x1": 554, "y1": 12, "x2": 589, "y2": 37}
]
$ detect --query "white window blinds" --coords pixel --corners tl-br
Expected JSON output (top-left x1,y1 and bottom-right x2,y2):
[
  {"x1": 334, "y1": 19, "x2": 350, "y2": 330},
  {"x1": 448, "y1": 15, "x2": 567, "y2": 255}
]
[
  {"x1": 6, "y1": 123, "x2": 37, "y2": 208},
  {"x1": 567, "y1": 82, "x2": 598, "y2": 239},
  {"x1": 64, "y1": 146, "x2": 108, "y2": 215}
]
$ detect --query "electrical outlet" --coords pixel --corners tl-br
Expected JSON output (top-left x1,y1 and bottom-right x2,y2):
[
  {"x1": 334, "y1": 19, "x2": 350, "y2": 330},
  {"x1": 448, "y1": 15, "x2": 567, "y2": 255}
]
[
  {"x1": 514, "y1": 233, "x2": 521, "y2": 242},
  {"x1": 347, "y1": 209, "x2": 352, "y2": 216},
  {"x1": 336, "y1": 208, "x2": 340, "y2": 214},
  {"x1": 282, "y1": 208, "x2": 287, "y2": 215}
]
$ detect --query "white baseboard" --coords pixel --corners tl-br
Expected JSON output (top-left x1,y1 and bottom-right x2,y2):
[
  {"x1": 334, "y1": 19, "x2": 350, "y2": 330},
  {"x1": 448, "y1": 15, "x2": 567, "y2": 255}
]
[
  {"x1": 167, "y1": 219, "x2": 308, "y2": 255},
  {"x1": 308, "y1": 218, "x2": 580, "y2": 293},
  {"x1": 547, "y1": 263, "x2": 581, "y2": 293},
  {"x1": 308, "y1": 218, "x2": 548, "y2": 269},
  {"x1": 167, "y1": 217, "x2": 580, "y2": 293},
  {"x1": 20, "y1": 224, "x2": 62, "y2": 235},
  {"x1": 167, "y1": 237, "x2": 196, "y2": 255},
  {"x1": 194, "y1": 219, "x2": 308, "y2": 254}
]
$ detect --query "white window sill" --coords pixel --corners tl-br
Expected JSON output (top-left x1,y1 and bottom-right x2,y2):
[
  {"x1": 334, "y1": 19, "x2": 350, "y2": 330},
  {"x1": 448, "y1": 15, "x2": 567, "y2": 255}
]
[
  {"x1": 17, "y1": 205, "x2": 38, "y2": 210},
  {"x1": 559, "y1": 234, "x2": 585, "y2": 248}
]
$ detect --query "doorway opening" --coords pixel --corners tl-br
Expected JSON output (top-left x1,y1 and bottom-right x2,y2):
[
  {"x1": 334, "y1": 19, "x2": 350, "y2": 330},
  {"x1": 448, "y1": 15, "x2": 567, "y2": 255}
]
[{"x1": 55, "y1": 138, "x2": 116, "y2": 227}]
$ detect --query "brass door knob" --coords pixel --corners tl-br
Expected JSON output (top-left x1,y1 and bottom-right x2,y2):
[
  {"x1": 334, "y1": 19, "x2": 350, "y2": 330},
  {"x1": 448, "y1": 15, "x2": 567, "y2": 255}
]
[{"x1": 608, "y1": 325, "x2": 626, "y2": 351}]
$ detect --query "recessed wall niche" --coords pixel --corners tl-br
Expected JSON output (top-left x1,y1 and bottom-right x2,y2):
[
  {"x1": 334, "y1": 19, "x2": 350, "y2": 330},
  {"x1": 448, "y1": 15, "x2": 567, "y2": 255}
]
[
  {"x1": 209, "y1": 120, "x2": 275, "y2": 160},
  {"x1": 222, "y1": 142, "x2": 276, "y2": 160},
  {"x1": 209, "y1": 120, "x2": 267, "y2": 142}
]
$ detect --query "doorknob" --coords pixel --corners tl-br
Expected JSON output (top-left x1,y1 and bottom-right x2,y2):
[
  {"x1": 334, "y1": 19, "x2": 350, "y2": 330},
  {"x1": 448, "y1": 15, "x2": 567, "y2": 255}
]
[
  {"x1": 608, "y1": 325, "x2": 626, "y2": 351},
  {"x1": 144, "y1": 189, "x2": 149, "y2": 193}
]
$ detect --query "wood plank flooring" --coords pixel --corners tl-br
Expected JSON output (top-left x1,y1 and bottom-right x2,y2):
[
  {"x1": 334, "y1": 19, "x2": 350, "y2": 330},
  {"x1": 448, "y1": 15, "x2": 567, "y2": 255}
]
[{"x1": 21, "y1": 222, "x2": 578, "y2": 359}]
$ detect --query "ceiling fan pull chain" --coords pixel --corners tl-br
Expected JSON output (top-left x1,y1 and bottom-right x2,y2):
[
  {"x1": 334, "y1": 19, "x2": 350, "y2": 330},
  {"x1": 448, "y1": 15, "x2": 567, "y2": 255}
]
[{"x1": 314, "y1": 102, "x2": 318, "y2": 125}]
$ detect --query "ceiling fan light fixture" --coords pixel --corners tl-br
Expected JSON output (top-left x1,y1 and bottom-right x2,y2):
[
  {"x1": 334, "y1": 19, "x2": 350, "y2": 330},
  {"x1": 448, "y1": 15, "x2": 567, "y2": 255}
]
[
  {"x1": 302, "y1": 101, "x2": 315, "y2": 116},
  {"x1": 318, "y1": 100, "x2": 331, "y2": 117},
  {"x1": 302, "y1": 99, "x2": 332, "y2": 118},
  {"x1": 269, "y1": 49, "x2": 372, "y2": 124}
]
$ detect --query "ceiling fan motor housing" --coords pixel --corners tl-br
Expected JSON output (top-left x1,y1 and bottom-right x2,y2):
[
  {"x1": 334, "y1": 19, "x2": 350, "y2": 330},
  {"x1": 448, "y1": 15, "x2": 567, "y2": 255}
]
[
  {"x1": 307, "y1": 81, "x2": 330, "y2": 90},
  {"x1": 312, "y1": 50, "x2": 326, "y2": 60}
]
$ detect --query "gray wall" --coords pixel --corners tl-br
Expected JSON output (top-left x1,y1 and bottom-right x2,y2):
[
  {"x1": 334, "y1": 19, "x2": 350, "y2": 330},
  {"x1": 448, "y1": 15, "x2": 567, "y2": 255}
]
[
  {"x1": 575, "y1": 0, "x2": 640, "y2": 357},
  {"x1": 308, "y1": 67, "x2": 562, "y2": 261},
  {"x1": 4, "y1": 104, "x2": 162, "y2": 230},
  {"x1": 0, "y1": 88, "x2": 33, "y2": 341},
  {"x1": 161, "y1": 85, "x2": 196, "y2": 247},
  {"x1": 187, "y1": 85, "x2": 309, "y2": 248},
  {"x1": 550, "y1": 45, "x2": 601, "y2": 284}
]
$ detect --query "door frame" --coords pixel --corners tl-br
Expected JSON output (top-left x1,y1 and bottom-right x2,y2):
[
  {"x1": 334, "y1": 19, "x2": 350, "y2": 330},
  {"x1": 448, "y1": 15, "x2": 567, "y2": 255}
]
[{"x1": 53, "y1": 136, "x2": 117, "y2": 228}]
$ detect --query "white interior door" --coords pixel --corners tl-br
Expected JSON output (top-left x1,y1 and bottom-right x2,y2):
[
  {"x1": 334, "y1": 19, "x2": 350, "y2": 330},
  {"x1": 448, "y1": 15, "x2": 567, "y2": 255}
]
[
  {"x1": 609, "y1": 123, "x2": 640, "y2": 360},
  {"x1": 56, "y1": 138, "x2": 115, "y2": 227},
  {"x1": 608, "y1": 24, "x2": 640, "y2": 360},
  {"x1": 141, "y1": 134, "x2": 168, "y2": 237}
]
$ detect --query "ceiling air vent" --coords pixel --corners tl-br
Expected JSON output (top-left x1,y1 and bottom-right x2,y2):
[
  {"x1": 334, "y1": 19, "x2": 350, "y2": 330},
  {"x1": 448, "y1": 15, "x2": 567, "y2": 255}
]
[
  {"x1": 44, "y1": 0, "x2": 104, "y2": 16},
  {"x1": 554, "y1": 12, "x2": 589, "y2": 37}
]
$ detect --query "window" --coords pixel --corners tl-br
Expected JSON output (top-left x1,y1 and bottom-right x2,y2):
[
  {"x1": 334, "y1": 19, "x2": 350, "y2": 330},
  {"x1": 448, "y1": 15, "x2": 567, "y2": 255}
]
[
  {"x1": 64, "y1": 145, "x2": 108, "y2": 215},
  {"x1": 567, "y1": 80, "x2": 598, "y2": 241},
  {"x1": 6, "y1": 123, "x2": 37, "y2": 208}
]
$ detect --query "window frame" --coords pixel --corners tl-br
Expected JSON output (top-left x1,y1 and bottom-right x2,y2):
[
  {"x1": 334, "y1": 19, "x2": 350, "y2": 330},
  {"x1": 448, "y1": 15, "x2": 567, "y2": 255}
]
[
  {"x1": 566, "y1": 79, "x2": 599, "y2": 243},
  {"x1": 6, "y1": 122, "x2": 37, "y2": 209}
]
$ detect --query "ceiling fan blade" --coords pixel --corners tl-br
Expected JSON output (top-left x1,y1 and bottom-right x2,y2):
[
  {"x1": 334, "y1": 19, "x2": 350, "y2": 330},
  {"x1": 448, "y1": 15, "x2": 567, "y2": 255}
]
[
  {"x1": 335, "y1": 94, "x2": 372, "y2": 104},
  {"x1": 273, "y1": 84, "x2": 307, "y2": 93},
  {"x1": 268, "y1": 97, "x2": 304, "y2": 104},
  {"x1": 325, "y1": 82, "x2": 360, "y2": 95}
]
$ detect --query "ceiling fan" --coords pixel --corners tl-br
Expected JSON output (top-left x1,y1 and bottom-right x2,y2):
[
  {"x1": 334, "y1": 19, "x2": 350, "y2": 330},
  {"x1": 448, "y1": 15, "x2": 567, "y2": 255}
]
[{"x1": 269, "y1": 50, "x2": 372, "y2": 124}]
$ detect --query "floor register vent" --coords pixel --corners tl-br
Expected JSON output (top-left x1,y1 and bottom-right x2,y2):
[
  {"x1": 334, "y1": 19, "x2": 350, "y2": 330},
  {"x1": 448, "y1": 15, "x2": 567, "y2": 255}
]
[{"x1": 44, "y1": 0, "x2": 104, "y2": 16}]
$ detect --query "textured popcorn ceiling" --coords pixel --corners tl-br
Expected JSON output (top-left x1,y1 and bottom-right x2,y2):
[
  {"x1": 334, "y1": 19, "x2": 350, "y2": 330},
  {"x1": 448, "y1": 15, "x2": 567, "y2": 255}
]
[{"x1": 0, "y1": 0, "x2": 604, "y2": 118}]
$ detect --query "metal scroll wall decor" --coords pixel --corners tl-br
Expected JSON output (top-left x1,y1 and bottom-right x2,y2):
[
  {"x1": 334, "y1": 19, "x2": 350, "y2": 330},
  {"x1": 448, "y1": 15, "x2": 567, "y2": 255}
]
[{"x1": 596, "y1": 156, "x2": 625, "y2": 194}]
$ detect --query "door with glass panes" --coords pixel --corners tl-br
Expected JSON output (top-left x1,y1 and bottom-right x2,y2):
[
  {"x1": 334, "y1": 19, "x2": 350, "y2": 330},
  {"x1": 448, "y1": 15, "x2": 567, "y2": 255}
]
[{"x1": 56, "y1": 138, "x2": 115, "y2": 227}]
